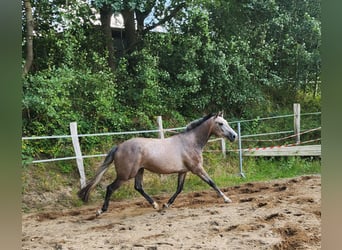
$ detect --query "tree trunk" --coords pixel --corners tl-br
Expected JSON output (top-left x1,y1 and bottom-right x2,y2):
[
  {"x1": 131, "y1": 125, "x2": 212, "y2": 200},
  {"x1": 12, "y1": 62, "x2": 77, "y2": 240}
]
[
  {"x1": 122, "y1": 9, "x2": 138, "y2": 53},
  {"x1": 100, "y1": 5, "x2": 116, "y2": 72},
  {"x1": 23, "y1": 0, "x2": 34, "y2": 76}
]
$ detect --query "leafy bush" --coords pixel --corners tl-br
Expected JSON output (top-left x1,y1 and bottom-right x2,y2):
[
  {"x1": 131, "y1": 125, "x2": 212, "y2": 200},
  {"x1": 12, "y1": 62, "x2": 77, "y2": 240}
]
[{"x1": 22, "y1": 66, "x2": 124, "y2": 159}]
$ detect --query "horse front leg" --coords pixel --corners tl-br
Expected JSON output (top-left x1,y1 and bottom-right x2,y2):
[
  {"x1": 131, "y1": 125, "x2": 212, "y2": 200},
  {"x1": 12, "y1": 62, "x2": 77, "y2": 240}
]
[{"x1": 195, "y1": 168, "x2": 232, "y2": 203}]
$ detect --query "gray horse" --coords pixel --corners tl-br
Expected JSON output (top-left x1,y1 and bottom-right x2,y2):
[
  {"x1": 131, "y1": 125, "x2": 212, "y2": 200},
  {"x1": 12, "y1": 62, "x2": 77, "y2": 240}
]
[{"x1": 78, "y1": 112, "x2": 238, "y2": 216}]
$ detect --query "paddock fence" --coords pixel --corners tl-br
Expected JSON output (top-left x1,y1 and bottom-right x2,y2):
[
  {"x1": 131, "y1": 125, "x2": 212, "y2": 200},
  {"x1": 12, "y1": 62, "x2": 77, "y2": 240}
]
[{"x1": 22, "y1": 104, "x2": 321, "y2": 186}]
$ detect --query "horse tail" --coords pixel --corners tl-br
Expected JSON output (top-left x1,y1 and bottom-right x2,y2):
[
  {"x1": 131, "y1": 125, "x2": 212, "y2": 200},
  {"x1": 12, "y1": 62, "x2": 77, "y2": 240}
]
[{"x1": 78, "y1": 146, "x2": 118, "y2": 202}]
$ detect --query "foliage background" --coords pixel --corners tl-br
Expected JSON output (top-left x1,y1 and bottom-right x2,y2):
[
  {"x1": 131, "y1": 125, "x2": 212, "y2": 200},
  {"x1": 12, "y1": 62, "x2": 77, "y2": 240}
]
[{"x1": 22, "y1": 0, "x2": 321, "y2": 160}]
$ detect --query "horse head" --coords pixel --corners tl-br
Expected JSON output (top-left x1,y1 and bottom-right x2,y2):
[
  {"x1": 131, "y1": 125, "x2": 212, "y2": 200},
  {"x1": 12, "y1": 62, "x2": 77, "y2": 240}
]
[{"x1": 212, "y1": 112, "x2": 238, "y2": 142}]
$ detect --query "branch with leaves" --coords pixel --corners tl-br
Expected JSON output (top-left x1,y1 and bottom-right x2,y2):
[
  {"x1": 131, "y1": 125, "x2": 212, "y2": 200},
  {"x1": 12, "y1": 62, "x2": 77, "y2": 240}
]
[{"x1": 143, "y1": 2, "x2": 186, "y2": 34}]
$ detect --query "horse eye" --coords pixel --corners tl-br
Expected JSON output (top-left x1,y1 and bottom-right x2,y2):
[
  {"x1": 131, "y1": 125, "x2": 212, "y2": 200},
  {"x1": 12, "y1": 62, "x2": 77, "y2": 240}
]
[{"x1": 217, "y1": 122, "x2": 223, "y2": 126}]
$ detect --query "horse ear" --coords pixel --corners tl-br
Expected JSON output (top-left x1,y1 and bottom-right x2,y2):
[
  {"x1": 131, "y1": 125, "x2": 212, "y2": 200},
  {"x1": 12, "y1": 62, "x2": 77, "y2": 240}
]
[{"x1": 214, "y1": 111, "x2": 222, "y2": 118}]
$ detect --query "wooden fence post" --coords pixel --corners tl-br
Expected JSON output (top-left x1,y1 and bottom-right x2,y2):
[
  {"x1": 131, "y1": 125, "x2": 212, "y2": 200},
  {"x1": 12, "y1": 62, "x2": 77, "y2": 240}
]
[
  {"x1": 220, "y1": 138, "x2": 226, "y2": 158},
  {"x1": 157, "y1": 116, "x2": 164, "y2": 139},
  {"x1": 70, "y1": 122, "x2": 86, "y2": 188},
  {"x1": 293, "y1": 103, "x2": 301, "y2": 145},
  {"x1": 157, "y1": 116, "x2": 167, "y2": 181},
  {"x1": 220, "y1": 111, "x2": 226, "y2": 157}
]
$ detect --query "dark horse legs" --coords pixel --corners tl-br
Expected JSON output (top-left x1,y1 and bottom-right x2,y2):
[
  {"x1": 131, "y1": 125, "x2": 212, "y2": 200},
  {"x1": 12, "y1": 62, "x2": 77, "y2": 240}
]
[
  {"x1": 163, "y1": 172, "x2": 187, "y2": 208},
  {"x1": 98, "y1": 168, "x2": 158, "y2": 215},
  {"x1": 99, "y1": 169, "x2": 185, "y2": 215},
  {"x1": 136, "y1": 170, "x2": 187, "y2": 209},
  {"x1": 195, "y1": 168, "x2": 232, "y2": 203},
  {"x1": 134, "y1": 168, "x2": 159, "y2": 209},
  {"x1": 98, "y1": 168, "x2": 229, "y2": 216},
  {"x1": 98, "y1": 178, "x2": 124, "y2": 215}
]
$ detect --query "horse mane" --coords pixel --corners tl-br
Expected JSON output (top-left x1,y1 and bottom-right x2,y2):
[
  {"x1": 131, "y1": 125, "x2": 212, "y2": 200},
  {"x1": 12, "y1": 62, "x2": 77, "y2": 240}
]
[{"x1": 185, "y1": 113, "x2": 215, "y2": 132}]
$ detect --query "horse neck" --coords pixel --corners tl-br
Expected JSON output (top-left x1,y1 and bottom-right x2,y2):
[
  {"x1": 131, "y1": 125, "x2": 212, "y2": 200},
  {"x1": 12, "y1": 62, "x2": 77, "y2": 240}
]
[{"x1": 188, "y1": 119, "x2": 214, "y2": 149}]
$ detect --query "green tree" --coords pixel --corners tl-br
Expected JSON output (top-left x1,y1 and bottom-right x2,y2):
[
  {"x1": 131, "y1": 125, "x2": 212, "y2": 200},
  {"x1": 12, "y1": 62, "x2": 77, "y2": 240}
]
[
  {"x1": 92, "y1": 0, "x2": 186, "y2": 71},
  {"x1": 21, "y1": 0, "x2": 321, "y2": 160},
  {"x1": 22, "y1": 0, "x2": 104, "y2": 73},
  {"x1": 202, "y1": 0, "x2": 321, "y2": 109}
]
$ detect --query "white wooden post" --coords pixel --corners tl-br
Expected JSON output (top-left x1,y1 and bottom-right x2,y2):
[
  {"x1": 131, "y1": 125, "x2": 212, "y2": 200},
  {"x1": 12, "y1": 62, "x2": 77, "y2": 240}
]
[
  {"x1": 157, "y1": 116, "x2": 167, "y2": 181},
  {"x1": 293, "y1": 103, "x2": 301, "y2": 145},
  {"x1": 220, "y1": 138, "x2": 226, "y2": 158},
  {"x1": 157, "y1": 116, "x2": 164, "y2": 139},
  {"x1": 70, "y1": 122, "x2": 86, "y2": 188},
  {"x1": 220, "y1": 111, "x2": 226, "y2": 157}
]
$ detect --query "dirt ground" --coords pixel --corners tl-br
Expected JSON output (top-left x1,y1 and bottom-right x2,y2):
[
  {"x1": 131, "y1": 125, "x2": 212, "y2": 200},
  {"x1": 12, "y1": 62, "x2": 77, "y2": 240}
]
[{"x1": 22, "y1": 175, "x2": 321, "y2": 250}]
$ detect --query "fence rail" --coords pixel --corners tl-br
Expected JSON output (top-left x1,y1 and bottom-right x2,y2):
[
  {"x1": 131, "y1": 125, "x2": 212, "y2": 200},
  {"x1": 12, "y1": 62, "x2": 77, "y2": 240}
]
[
  {"x1": 22, "y1": 127, "x2": 186, "y2": 140},
  {"x1": 22, "y1": 104, "x2": 321, "y2": 185},
  {"x1": 242, "y1": 145, "x2": 321, "y2": 157}
]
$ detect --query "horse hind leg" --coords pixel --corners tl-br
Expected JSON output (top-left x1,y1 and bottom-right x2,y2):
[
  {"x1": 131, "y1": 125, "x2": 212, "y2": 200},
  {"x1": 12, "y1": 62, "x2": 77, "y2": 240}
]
[
  {"x1": 163, "y1": 172, "x2": 187, "y2": 209},
  {"x1": 97, "y1": 178, "x2": 125, "y2": 216},
  {"x1": 134, "y1": 168, "x2": 159, "y2": 210}
]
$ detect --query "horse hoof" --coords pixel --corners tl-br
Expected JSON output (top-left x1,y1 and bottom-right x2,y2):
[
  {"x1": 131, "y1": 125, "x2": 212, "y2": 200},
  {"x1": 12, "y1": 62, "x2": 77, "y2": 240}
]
[
  {"x1": 96, "y1": 209, "x2": 103, "y2": 216},
  {"x1": 152, "y1": 201, "x2": 159, "y2": 210},
  {"x1": 224, "y1": 197, "x2": 232, "y2": 203},
  {"x1": 163, "y1": 203, "x2": 169, "y2": 209}
]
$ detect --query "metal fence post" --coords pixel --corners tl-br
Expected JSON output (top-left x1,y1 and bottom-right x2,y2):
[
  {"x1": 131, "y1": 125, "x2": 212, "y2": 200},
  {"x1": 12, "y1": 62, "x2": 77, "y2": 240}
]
[
  {"x1": 70, "y1": 122, "x2": 86, "y2": 188},
  {"x1": 238, "y1": 122, "x2": 246, "y2": 178}
]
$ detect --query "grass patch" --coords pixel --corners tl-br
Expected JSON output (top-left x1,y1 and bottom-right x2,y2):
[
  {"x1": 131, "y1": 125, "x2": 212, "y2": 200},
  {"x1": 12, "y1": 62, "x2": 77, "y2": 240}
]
[
  {"x1": 172, "y1": 154, "x2": 321, "y2": 194},
  {"x1": 242, "y1": 156, "x2": 321, "y2": 181}
]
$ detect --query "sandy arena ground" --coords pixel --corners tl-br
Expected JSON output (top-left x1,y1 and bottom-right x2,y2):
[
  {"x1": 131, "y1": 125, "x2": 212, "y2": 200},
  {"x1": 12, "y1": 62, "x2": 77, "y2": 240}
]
[{"x1": 22, "y1": 175, "x2": 321, "y2": 249}]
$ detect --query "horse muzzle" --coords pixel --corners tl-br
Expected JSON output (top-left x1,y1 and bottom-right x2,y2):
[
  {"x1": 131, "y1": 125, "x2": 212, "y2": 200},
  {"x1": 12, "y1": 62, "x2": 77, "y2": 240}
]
[{"x1": 226, "y1": 132, "x2": 238, "y2": 142}]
